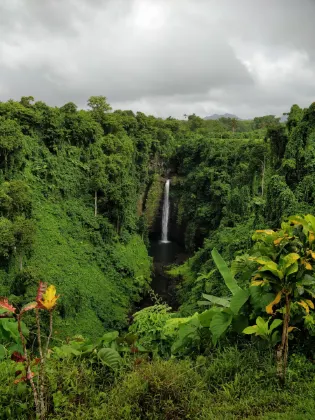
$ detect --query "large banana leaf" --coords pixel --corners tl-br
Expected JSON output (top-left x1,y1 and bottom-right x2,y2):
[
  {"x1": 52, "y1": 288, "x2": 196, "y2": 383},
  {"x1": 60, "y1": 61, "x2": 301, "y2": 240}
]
[
  {"x1": 211, "y1": 248, "x2": 241, "y2": 296},
  {"x1": 229, "y1": 289, "x2": 250, "y2": 315},
  {"x1": 210, "y1": 310, "x2": 233, "y2": 344},
  {"x1": 198, "y1": 308, "x2": 218, "y2": 327},
  {"x1": 198, "y1": 294, "x2": 230, "y2": 307}
]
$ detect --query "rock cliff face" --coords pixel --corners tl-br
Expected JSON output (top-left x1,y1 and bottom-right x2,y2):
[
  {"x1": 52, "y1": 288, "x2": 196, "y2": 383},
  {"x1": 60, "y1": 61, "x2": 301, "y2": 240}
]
[
  {"x1": 168, "y1": 196, "x2": 185, "y2": 247},
  {"x1": 143, "y1": 174, "x2": 164, "y2": 233},
  {"x1": 143, "y1": 174, "x2": 187, "y2": 248}
]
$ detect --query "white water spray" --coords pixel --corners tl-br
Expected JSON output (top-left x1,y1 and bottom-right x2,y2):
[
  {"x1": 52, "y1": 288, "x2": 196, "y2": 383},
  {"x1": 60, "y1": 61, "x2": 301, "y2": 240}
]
[{"x1": 161, "y1": 179, "x2": 170, "y2": 243}]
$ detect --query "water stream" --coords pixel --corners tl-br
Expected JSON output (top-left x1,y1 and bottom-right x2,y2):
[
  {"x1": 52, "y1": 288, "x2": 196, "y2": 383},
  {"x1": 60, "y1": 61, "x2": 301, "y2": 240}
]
[{"x1": 161, "y1": 179, "x2": 170, "y2": 243}]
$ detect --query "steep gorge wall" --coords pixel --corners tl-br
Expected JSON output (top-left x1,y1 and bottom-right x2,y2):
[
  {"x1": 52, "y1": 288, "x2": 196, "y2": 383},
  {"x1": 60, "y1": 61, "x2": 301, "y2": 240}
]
[
  {"x1": 143, "y1": 174, "x2": 164, "y2": 233},
  {"x1": 143, "y1": 174, "x2": 187, "y2": 247}
]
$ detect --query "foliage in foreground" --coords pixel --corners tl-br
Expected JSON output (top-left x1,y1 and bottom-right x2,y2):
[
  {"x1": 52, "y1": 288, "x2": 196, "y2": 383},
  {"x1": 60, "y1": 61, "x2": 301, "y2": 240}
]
[{"x1": 1, "y1": 346, "x2": 315, "y2": 419}]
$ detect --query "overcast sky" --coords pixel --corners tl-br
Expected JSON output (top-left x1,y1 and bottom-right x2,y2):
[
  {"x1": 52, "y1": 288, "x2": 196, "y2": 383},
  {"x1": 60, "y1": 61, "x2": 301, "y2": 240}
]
[{"x1": 0, "y1": 0, "x2": 314, "y2": 119}]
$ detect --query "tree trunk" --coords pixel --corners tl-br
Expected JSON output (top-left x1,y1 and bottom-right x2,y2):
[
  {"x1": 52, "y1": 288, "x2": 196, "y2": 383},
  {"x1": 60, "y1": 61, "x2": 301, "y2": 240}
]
[
  {"x1": 277, "y1": 293, "x2": 290, "y2": 383},
  {"x1": 261, "y1": 157, "x2": 266, "y2": 196},
  {"x1": 94, "y1": 190, "x2": 97, "y2": 217}
]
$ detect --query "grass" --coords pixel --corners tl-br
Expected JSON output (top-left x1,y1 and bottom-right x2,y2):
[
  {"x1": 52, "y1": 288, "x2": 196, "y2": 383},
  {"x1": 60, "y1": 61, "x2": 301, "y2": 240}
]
[{"x1": 1, "y1": 345, "x2": 315, "y2": 419}]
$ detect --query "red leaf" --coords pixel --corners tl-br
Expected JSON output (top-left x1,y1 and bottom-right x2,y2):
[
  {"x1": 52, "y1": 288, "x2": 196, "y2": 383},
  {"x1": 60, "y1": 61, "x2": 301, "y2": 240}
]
[
  {"x1": 11, "y1": 351, "x2": 26, "y2": 363},
  {"x1": 14, "y1": 371, "x2": 34, "y2": 384},
  {"x1": 36, "y1": 282, "x2": 47, "y2": 303},
  {"x1": 15, "y1": 370, "x2": 23, "y2": 377},
  {"x1": 20, "y1": 302, "x2": 38, "y2": 314},
  {"x1": 0, "y1": 298, "x2": 16, "y2": 314}
]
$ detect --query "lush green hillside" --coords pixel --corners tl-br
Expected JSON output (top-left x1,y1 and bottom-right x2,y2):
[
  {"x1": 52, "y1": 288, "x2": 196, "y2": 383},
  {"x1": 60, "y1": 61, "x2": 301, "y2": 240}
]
[
  {"x1": 0, "y1": 97, "x2": 177, "y2": 336},
  {"x1": 2, "y1": 98, "x2": 315, "y2": 419}
]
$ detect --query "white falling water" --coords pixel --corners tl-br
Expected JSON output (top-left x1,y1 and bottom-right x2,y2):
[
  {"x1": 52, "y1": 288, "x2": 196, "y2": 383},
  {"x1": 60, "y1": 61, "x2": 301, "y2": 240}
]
[{"x1": 161, "y1": 179, "x2": 170, "y2": 243}]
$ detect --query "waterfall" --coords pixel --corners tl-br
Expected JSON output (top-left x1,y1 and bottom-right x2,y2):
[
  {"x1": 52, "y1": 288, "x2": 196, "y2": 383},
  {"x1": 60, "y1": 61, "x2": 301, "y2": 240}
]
[{"x1": 161, "y1": 179, "x2": 170, "y2": 243}]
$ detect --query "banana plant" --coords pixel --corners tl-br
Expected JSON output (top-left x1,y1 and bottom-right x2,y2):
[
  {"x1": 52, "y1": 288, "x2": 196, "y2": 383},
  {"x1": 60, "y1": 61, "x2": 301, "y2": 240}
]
[
  {"x1": 247, "y1": 214, "x2": 315, "y2": 382},
  {"x1": 198, "y1": 248, "x2": 250, "y2": 344}
]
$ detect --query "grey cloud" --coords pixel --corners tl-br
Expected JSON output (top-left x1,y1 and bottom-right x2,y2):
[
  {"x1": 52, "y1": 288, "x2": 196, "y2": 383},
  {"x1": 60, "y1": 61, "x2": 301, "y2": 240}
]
[{"x1": 0, "y1": 0, "x2": 314, "y2": 117}]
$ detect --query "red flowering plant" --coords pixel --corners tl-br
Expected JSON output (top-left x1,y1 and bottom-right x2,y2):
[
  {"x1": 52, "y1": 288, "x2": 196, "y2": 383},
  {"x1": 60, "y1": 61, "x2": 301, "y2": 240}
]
[{"x1": 0, "y1": 281, "x2": 60, "y2": 419}]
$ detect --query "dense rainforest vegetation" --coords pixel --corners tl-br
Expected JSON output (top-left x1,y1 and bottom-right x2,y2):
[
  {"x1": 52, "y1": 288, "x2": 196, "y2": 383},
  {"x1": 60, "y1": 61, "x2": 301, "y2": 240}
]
[{"x1": 1, "y1": 97, "x2": 315, "y2": 419}]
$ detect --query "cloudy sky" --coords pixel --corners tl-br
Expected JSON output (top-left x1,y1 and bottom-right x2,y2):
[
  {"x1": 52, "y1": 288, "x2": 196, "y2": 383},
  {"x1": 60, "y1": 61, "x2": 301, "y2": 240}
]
[{"x1": 0, "y1": 0, "x2": 314, "y2": 119}]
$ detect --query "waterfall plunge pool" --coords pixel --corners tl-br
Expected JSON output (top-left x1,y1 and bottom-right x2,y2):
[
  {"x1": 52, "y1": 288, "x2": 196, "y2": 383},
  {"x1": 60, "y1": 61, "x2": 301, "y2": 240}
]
[
  {"x1": 143, "y1": 234, "x2": 186, "y2": 308},
  {"x1": 137, "y1": 178, "x2": 187, "y2": 309}
]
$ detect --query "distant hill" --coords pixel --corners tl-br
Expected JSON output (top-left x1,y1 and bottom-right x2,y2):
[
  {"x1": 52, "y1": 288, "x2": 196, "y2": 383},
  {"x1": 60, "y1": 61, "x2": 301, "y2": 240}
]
[
  {"x1": 204, "y1": 113, "x2": 240, "y2": 120},
  {"x1": 205, "y1": 112, "x2": 288, "y2": 123}
]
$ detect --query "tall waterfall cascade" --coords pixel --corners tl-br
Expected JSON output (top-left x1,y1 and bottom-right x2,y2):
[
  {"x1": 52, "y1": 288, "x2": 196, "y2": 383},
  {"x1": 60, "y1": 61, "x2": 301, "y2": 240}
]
[{"x1": 161, "y1": 179, "x2": 170, "y2": 243}]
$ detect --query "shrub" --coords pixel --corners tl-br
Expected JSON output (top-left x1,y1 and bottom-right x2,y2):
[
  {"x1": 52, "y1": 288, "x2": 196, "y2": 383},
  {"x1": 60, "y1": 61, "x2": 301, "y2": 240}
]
[{"x1": 94, "y1": 359, "x2": 212, "y2": 420}]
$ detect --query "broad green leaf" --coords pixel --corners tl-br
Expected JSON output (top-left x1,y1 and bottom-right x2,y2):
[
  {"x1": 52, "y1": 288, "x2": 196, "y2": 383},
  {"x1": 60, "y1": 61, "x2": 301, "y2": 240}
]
[
  {"x1": 20, "y1": 320, "x2": 29, "y2": 338},
  {"x1": 162, "y1": 317, "x2": 193, "y2": 338},
  {"x1": 97, "y1": 348, "x2": 121, "y2": 369},
  {"x1": 289, "y1": 215, "x2": 310, "y2": 235},
  {"x1": 80, "y1": 344, "x2": 96, "y2": 355},
  {"x1": 300, "y1": 275, "x2": 315, "y2": 286},
  {"x1": 305, "y1": 214, "x2": 315, "y2": 233},
  {"x1": 269, "y1": 319, "x2": 283, "y2": 332},
  {"x1": 256, "y1": 317, "x2": 268, "y2": 334},
  {"x1": 286, "y1": 261, "x2": 299, "y2": 277},
  {"x1": 171, "y1": 320, "x2": 200, "y2": 354},
  {"x1": 259, "y1": 262, "x2": 283, "y2": 280},
  {"x1": 280, "y1": 253, "x2": 300, "y2": 272},
  {"x1": 211, "y1": 248, "x2": 241, "y2": 296},
  {"x1": 2, "y1": 319, "x2": 19, "y2": 341},
  {"x1": 198, "y1": 301, "x2": 212, "y2": 306},
  {"x1": 8, "y1": 343, "x2": 23, "y2": 354},
  {"x1": 101, "y1": 331, "x2": 119, "y2": 344},
  {"x1": 53, "y1": 345, "x2": 81, "y2": 357},
  {"x1": 198, "y1": 308, "x2": 218, "y2": 327},
  {"x1": 243, "y1": 325, "x2": 258, "y2": 334},
  {"x1": 304, "y1": 288, "x2": 315, "y2": 298},
  {"x1": 250, "y1": 287, "x2": 274, "y2": 311},
  {"x1": 200, "y1": 294, "x2": 230, "y2": 307},
  {"x1": 230, "y1": 289, "x2": 250, "y2": 315},
  {"x1": 210, "y1": 311, "x2": 233, "y2": 344},
  {"x1": 255, "y1": 256, "x2": 274, "y2": 265}
]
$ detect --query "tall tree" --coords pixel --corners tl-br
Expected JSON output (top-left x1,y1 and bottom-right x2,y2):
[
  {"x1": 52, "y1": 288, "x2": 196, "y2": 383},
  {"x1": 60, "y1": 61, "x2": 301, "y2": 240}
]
[{"x1": 87, "y1": 96, "x2": 112, "y2": 123}]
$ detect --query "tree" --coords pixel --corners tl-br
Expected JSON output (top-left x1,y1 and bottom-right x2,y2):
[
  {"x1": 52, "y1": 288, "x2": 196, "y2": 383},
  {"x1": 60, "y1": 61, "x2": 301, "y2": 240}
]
[
  {"x1": 253, "y1": 115, "x2": 280, "y2": 130},
  {"x1": 286, "y1": 104, "x2": 303, "y2": 134},
  {"x1": 20, "y1": 96, "x2": 35, "y2": 108},
  {"x1": 0, "y1": 181, "x2": 32, "y2": 218},
  {"x1": 266, "y1": 125, "x2": 288, "y2": 169},
  {"x1": 231, "y1": 118, "x2": 238, "y2": 134},
  {"x1": 0, "y1": 217, "x2": 15, "y2": 258},
  {"x1": 0, "y1": 118, "x2": 24, "y2": 173},
  {"x1": 87, "y1": 96, "x2": 112, "y2": 123},
  {"x1": 60, "y1": 102, "x2": 78, "y2": 114},
  {"x1": 245, "y1": 215, "x2": 315, "y2": 382},
  {"x1": 13, "y1": 216, "x2": 36, "y2": 271}
]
